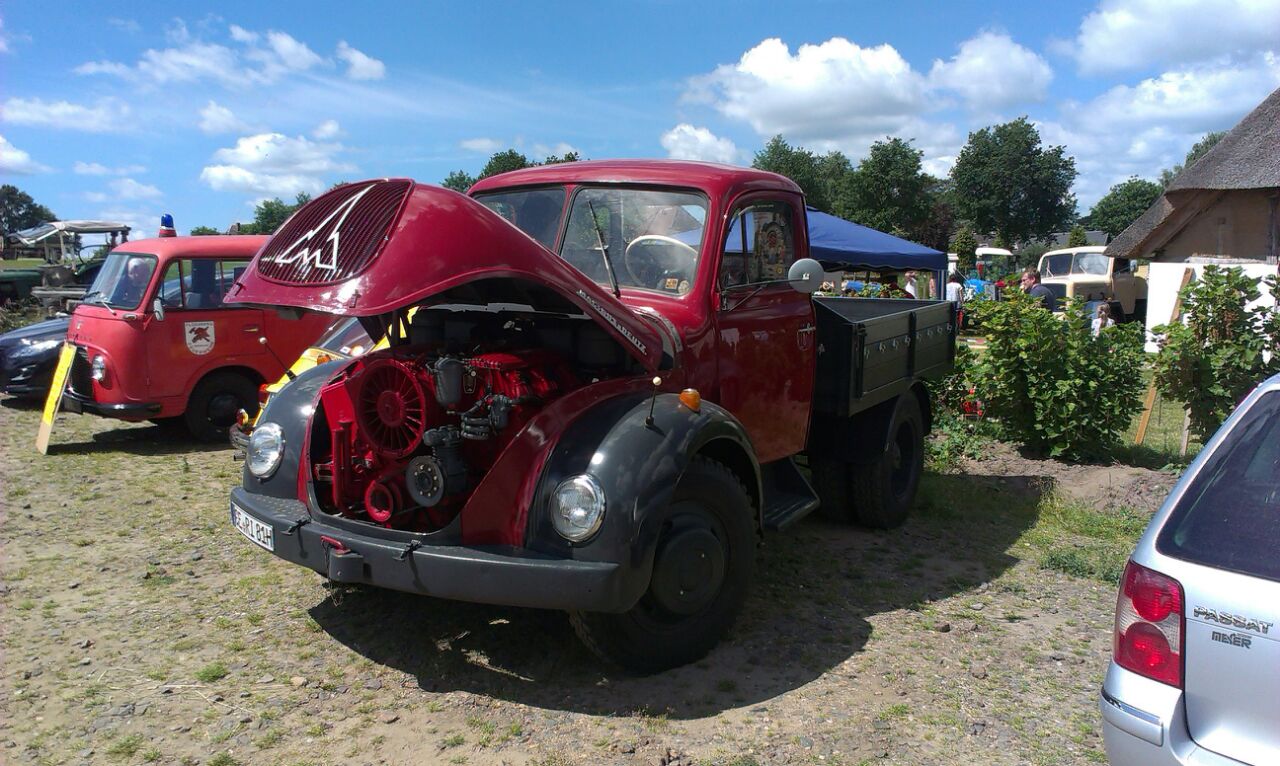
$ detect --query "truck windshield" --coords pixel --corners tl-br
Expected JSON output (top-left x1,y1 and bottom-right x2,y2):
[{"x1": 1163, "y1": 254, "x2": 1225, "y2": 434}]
[
  {"x1": 560, "y1": 187, "x2": 708, "y2": 294},
  {"x1": 1040, "y1": 252, "x2": 1109, "y2": 277},
  {"x1": 81, "y1": 251, "x2": 157, "y2": 310}
]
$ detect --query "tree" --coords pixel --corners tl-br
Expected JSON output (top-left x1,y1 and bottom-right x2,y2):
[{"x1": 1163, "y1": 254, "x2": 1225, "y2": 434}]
[
  {"x1": 243, "y1": 192, "x2": 312, "y2": 235},
  {"x1": 542, "y1": 151, "x2": 580, "y2": 165},
  {"x1": 440, "y1": 170, "x2": 476, "y2": 193},
  {"x1": 1086, "y1": 177, "x2": 1162, "y2": 237},
  {"x1": 836, "y1": 137, "x2": 931, "y2": 235},
  {"x1": 189, "y1": 226, "x2": 222, "y2": 236},
  {"x1": 950, "y1": 117, "x2": 1077, "y2": 246},
  {"x1": 479, "y1": 149, "x2": 535, "y2": 180},
  {"x1": 949, "y1": 225, "x2": 978, "y2": 274},
  {"x1": 1067, "y1": 224, "x2": 1089, "y2": 247},
  {"x1": 752, "y1": 135, "x2": 838, "y2": 212},
  {"x1": 0, "y1": 185, "x2": 57, "y2": 234},
  {"x1": 1160, "y1": 130, "x2": 1226, "y2": 187}
]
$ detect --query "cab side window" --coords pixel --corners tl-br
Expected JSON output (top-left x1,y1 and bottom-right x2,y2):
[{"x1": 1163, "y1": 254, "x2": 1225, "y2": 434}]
[
  {"x1": 158, "y1": 259, "x2": 250, "y2": 310},
  {"x1": 719, "y1": 202, "x2": 795, "y2": 289}
]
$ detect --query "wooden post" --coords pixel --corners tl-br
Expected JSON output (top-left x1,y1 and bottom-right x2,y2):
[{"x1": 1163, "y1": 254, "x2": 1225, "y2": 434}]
[{"x1": 1134, "y1": 267, "x2": 1194, "y2": 445}]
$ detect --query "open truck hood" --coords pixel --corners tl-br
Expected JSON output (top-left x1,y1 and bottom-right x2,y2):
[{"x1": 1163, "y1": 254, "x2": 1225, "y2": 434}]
[{"x1": 226, "y1": 179, "x2": 666, "y2": 372}]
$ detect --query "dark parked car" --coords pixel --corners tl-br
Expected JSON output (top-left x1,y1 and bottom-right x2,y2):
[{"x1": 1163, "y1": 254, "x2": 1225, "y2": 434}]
[{"x1": 0, "y1": 317, "x2": 68, "y2": 399}]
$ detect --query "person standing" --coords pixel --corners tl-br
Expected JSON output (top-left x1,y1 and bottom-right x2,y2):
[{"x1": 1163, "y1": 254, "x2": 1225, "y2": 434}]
[
  {"x1": 1091, "y1": 302, "x2": 1114, "y2": 336},
  {"x1": 1020, "y1": 267, "x2": 1058, "y2": 312},
  {"x1": 903, "y1": 270, "x2": 918, "y2": 298}
]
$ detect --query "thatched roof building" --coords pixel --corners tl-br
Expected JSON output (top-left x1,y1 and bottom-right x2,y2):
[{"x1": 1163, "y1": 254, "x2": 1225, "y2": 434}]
[{"x1": 1106, "y1": 86, "x2": 1280, "y2": 264}]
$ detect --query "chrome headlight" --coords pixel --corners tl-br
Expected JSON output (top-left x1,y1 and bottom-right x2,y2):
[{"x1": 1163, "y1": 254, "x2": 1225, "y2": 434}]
[
  {"x1": 90, "y1": 354, "x2": 107, "y2": 382},
  {"x1": 551, "y1": 474, "x2": 606, "y2": 542},
  {"x1": 247, "y1": 422, "x2": 285, "y2": 478}
]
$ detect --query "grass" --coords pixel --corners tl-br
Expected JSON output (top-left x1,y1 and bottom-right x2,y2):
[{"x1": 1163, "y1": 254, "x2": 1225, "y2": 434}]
[
  {"x1": 106, "y1": 734, "x2": 145, "y2": 759},
  {"x1": 208, "y1": 754, "x2": 241, "y2": 766},
  {"x1": 0, "y1": 257, "x2": 43, "y2": 270},
  {"x1": 1025, "y1": 499, "x2": 1149, "y2": 583},
  {"x1": 195, "y1": 662, "x2": 229, "y2": 683}
]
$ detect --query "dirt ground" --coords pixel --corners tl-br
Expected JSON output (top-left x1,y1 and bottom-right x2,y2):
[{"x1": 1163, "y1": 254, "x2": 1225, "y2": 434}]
[{"x1": 0, "y1": 400, "x2": 1178, "y2": 766}]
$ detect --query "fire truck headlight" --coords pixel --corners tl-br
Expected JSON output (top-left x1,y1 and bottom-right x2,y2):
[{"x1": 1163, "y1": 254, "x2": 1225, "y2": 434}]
[
  {"x1": 247, "y1": 422, "x2": 285, "y2": 478},
  {"x1": 551, "y1": 474, "x2": 606, "y2": 542},
  {"x1": 90, "y1": 355, "x2": 108, "y2": 382}
]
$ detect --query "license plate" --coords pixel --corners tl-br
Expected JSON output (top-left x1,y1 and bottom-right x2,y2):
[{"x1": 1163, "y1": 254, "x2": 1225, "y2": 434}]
[{"x1": 231, "y1": 504, "x2": 274, "y2": 551}]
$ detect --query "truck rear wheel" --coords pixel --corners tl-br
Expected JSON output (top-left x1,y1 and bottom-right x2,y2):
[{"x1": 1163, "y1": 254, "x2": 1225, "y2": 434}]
[
  {"x1": 185, "y1": 372, "x2": 258, "y2": 442},
  {"x1": 811, "y1": 457, "x2": 855, "y2": 523},
  {"x1": 569, "y1": 456, "x2": 755, "y2": 673},
  {"x1": 849, "y1": 394, "x2": 923, "y2": 529}
]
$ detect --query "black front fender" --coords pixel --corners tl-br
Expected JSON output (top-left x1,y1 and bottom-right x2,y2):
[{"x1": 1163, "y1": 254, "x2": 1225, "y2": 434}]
[{"x1": 527, "y1": 393, "x2": 760, "y2": 609}]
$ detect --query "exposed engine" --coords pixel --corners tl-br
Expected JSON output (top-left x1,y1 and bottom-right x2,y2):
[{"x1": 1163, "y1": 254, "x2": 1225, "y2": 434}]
[{"x1": 307, "y1": 308, "x2": 629, "y2": 531}]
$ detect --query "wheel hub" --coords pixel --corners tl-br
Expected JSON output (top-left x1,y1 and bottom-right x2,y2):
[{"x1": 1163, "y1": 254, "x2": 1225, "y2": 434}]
[{"x1": 649, "y1": 526, "x2": 726, "y2": 616}]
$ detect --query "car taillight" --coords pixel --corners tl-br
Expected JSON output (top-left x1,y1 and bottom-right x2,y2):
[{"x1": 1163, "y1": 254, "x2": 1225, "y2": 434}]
[{"x1": 1114, "y1": 560, "x2": 1183, "y2": 687}]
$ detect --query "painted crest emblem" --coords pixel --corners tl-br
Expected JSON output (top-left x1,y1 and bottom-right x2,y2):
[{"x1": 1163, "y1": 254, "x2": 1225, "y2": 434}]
[{"x1": 185, "y1": 321, "x2": 215, "y2": 355}]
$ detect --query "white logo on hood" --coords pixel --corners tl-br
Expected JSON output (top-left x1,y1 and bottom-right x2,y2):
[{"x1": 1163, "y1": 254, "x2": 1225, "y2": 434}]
[{"x1": 272, "y1": 184, "x2": 374, "y2": 274}]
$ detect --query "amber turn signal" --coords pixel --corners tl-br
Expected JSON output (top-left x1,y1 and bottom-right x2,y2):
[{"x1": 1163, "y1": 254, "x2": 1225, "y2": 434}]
[
  {"x1": 315, "y1": 352, "x2": 333, "y2": 365},
  {"x1": 679, "y1": 388, "x2": 702, "y2": 412}
]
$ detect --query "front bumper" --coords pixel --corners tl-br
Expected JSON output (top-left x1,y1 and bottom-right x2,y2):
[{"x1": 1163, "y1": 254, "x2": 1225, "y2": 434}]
[
  {"x1": 1100, "y1": 662, "x2": 1249, "y2": 765},
  {"x1": 228, "y1": 486, "x2": 634, "y2": 612},
  {"x1": 61, "y1": 389, "x2": 161, "y2": 419}
]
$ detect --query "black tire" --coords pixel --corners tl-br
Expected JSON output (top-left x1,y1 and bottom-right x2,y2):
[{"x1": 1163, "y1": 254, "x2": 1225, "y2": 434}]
[
  {"x1": 811, "y1": 457, "x2": 854, "y2": 523},
  {"x1": 849, "y1": 394, "x2": 924, "y2": 530},
  {"x1": 569, "y1": 456, "x2": 755, "y2": 673},
  {"x1": 184, "y1": 371, "x2": 258, "y2": 442}
]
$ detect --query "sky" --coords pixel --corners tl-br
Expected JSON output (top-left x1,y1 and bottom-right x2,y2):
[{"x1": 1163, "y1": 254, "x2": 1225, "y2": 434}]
[{"x1": 2, "y1": 0, "x2": 1279, "y2": 241}]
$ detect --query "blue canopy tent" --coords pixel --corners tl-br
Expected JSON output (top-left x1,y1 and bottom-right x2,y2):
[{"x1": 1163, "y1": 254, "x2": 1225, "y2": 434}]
[{"x1": 805, "y1": 208, "x2": 946, "y2": 273}]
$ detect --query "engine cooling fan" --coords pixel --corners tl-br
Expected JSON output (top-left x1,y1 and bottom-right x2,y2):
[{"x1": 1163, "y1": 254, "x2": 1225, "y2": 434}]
[{"x1": 354, "y1": 357, "x2": 428, "y2": 458}]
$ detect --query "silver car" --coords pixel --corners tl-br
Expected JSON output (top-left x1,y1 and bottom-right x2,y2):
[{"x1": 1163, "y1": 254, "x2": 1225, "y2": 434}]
[{"x1": 1102, "y1": 373, "x2": 1280, "y2": 765}]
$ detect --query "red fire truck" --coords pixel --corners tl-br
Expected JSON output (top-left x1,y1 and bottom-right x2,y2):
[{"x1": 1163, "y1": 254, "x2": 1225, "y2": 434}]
[
  {"x1": 225, "y1": 162, "x2": 955, "y2": 671},
  {"x1": 58, "y1": 234, "x2": 330, "y2": 439}
]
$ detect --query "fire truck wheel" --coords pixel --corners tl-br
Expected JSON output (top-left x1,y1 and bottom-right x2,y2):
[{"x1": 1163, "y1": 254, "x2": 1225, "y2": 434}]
[
  {"x1": 849, "y1": 394, "x2": 923, "y2": 529},
  {"x1": 569, "y1": 456, "x2": 755, "y2": 673},
  {"x1": 185, "y1": 372, "x2": 259, "y2": 442}
]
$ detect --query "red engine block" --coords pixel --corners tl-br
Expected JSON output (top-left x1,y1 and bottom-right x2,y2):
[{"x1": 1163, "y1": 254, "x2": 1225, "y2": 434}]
[{"x1": 311, "y1": 347, "x2": 576, "y2": 529}]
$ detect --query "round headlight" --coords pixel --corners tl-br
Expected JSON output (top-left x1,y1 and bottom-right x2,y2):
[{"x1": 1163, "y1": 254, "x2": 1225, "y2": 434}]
[
  {"x1": 90, "y1": 355, "x2": 107, "y2": 382},
  {"x1": 247, "y1": 422, "x2": 285, "y2": 478},
  {"x1": 551, "y1": 474, "x2": 606, "y2": 542}
]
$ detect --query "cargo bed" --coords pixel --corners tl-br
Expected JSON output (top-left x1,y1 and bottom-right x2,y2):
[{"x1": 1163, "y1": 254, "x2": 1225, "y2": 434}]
[{"x1": 812, "y1": 297, "x2": 956, "y2": 418}]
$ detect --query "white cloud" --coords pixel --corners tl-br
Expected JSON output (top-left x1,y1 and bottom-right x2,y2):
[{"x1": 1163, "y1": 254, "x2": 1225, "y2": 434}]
[
  {"x1": 660, "y1": 124, "x2": 739, "y2": 164},
  {"x1": 200, "y1": 132, "x2": 354, "y2": 198},
  {"x1": 1074, "y1": 0, "x2": 1280, "y2": 75},
  {"x1": 78, "y1": 25, "x2": 324, "y2": 88},
  {"x1": 460, "y1": 137, "x2": 503, "y2": 153},
  {"x1": 312, "y1": 119, "x2": 342, "y2": 139},
  {"x1": 228, "y1": 24, "x2": 257, "y2": 43},
  {"x1": 1, "y1": 97, "x2": 130, "y2": 132},
  {"x1": 85, "y1": 178, "x2": 162, "y2": 203},
  {"x1": 929, "y1": 32, "x2": 1053, "y2": 110},
  {"x1": 74, "y1": 161, "x2": 147, "y2": 175},
  {"x1": 0, "y1": 17, "x2": 10, "y2": 54},
  {"x1": 107, "y1": 18, "x2": 141, "y2": 34},
  {"x1": 688, "y1": 37, "x2": 929, "y2": 147},
  {"x1": 1043, "y1": 54, "x2": 1280, "y2": 208},
  {"x1": 336, "y1": 41, "x2": 385, "y2": 80},
  {"x1": 198, "y1": 100, "x2": 250, "y2": 134},
  {"x1": 0, "y1": 134, "x2": 49, "y2": 174}
]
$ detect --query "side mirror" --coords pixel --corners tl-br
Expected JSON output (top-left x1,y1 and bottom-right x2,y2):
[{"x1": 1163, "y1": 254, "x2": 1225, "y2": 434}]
[
  {"x1": 152, "y1": 297, "x2": 165, "y2": 321},
  {"x1": 787, "y1": 258, "x2": 825, "y2": 294}
]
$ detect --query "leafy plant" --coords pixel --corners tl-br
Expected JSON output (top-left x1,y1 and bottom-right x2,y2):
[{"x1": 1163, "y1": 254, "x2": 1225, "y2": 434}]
[
  {"x1": 973, "y1": 291, "x2": 1146, "y2": 460},
  {"x1": 1151, "y1": 266, "x2": 1279, "y2": 440}
]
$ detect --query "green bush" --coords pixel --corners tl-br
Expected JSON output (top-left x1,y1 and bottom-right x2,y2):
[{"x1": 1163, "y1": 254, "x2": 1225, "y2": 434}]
[
  {"x1": 973, "y1": 291, "x2": 1146, "y2": 460},
  {"x1": 0, "y1": 297, "x2": 43, "y2": 333},
  {"x1": 1152, "y1": 266, "x2": 1280, "y2": 441}
]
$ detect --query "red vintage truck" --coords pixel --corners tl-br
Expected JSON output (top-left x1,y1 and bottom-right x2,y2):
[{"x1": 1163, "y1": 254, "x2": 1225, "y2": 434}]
[
  {"x1": 57, "y1": 235, "x2": 330, "y2": 439},
  {"x1": 225, "y1": 161, "x2": 956, "y2": 671}
]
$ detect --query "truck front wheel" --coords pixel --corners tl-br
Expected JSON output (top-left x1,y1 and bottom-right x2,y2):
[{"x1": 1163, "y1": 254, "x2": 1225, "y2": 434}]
[
  {"x1": 185, "y1": 372, "x2": 258, "y2": 442},
  {"x1": 569, "y1": 456, "x2": 755, "y2": 673}
]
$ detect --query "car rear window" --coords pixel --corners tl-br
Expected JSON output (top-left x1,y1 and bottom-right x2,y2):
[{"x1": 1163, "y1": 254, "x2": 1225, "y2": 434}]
[{"x1": 1157, "y1": 390, "x2": 1280, "y2": 581}]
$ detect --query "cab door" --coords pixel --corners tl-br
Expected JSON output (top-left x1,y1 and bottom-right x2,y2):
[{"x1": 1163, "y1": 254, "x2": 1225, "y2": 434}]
[
  {"x1": 713, "y1": 195, "x2": 815, "y2": 463},
  {"x1": 148, "y1": 257, "x2": 263, "y2": 400}
]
